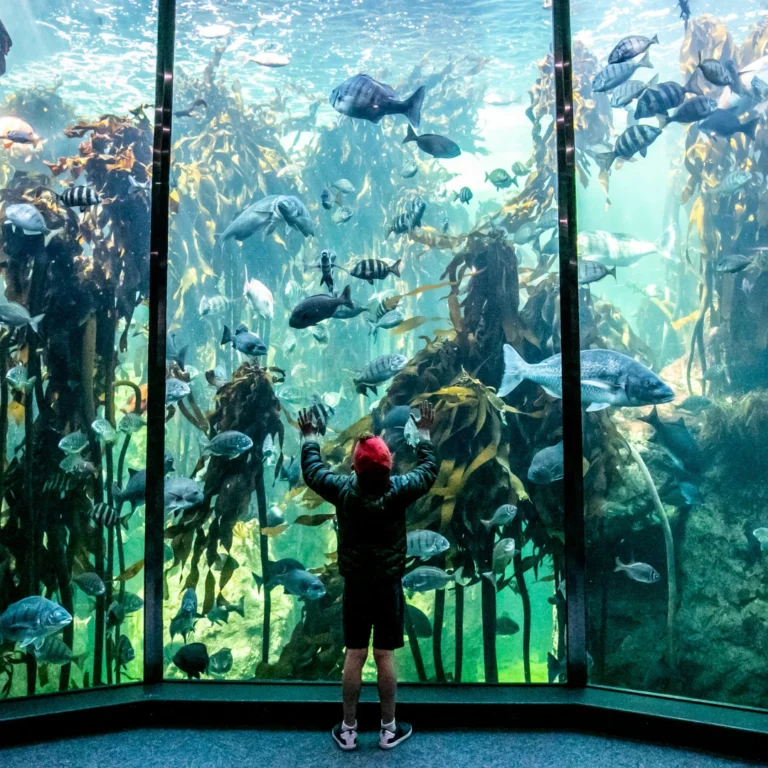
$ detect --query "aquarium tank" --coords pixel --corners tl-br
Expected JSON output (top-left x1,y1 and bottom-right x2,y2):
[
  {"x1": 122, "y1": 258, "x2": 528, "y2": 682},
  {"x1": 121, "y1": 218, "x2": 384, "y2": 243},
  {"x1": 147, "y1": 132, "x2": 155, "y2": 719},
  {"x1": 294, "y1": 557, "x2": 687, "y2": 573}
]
[{"x1": 0, "y1": 0, "x2": 766, "y2": 721}]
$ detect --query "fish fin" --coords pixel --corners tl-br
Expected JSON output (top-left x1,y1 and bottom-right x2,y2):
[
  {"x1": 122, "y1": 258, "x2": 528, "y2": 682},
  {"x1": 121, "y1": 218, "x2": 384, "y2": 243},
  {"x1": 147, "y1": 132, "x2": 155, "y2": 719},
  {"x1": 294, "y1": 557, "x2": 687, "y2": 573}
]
[
  {"x1": 252, "y1": 571, "x2": 264, "y2": 592},
  {"x1": 595, "y1": 152, "x2": 616, "y2": 173},
  {"x1": 234, "y1": 595, "x2": 245, "y2": 618},
  {"x1": 614, "y1": 556, "x2": 624, "y2": 572},
  {"x1": 390, "y1": 259, "x2": 402, "y2": 278},
  {"x1": 586, "y1": 402, "x2": 611, "y2": 412},
  {"x1": 481, "y1": 571, "x2": 496, "y2": 585},
  {"x1": 647, "y1": 73, "x2": 659, "y2": 88},
  {"x1": 340, "y1": 284, "x2": 353, "y2": 308},
  {"x1": 498, "y1": 344, "x2": 527, "y2": 398},
  {"x1": 655, "y1": 225, "x2": 676, "y2": 259},
  {"x1": 121, "y1": 517, "x2": 129, "y2": 531},
  {"x1": 453, "y1": 566, "x2": 470, "y2": 586},
  {"x1": 541, "y1": 386, "x2": 560, "y2": 398},
  {"x1": 638, "y1": 50, "x2": 652, "y2": 69},
  {"x1": 402, "y1": 85, "x2": 426, "y2": 129},
  {"x1": 651, "y1": 33, "x2": 659, "y2": 44},
  {"x1": 484, "y1": 172, "x2": 490, "y2": 182},
  {"x1": 28, "y1": 314, "x2": 44, "y2": 334},
  {"x1": 127, "y1": 468, "x2": 139, "y2": 477},
  {"x1": 221, "y1": 325, "x2": 232, "y2": 345},
  {"x1": 608, "y1": 266, "x2": 617, "y2": 280},
  {"x1": 639, "y1": 146, "x2": 648, "y2": 158},
  {"x1": 743, "y1": 118, "x2": 759, "y2": 141},
  {"x1": 403, "y1": 124, "x2": 418, "y2": 144},
  {"x1": 480, "y1": 519, "x2": 492, "y2": 531},
  {"x1": 334, "y1": 190, "x2": 343, "y2": 207}
]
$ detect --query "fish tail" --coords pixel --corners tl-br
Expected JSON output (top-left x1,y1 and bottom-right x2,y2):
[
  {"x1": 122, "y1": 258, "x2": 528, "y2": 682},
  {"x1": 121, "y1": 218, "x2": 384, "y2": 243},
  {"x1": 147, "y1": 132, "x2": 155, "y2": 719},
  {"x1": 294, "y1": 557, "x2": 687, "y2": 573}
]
[
  {"x1": 340, "y1": 284, "x2": 353, "y2": 308},
  {"x1": 402, "y1": 85, "x2": 426, "y2": 129},
  {"x1": 511, "y1": 176, "x2": 519, "y2": 187},
  {"x1": 480, "y1": 519, "x2": 492, "y2": 531},
  {"x1": 683, "y1": 70, "x2": 702, "y2": 96},
  {"x1": 234, "y1": 595, "x2": 245, "y2": 618},
  {"x1": 403, "y1": 124, "x2": 418, "y2": 144},
  {"x1": 595, "y1": 151, "x2": 616, "y2": 173},
  {"x1": 547, "y1": 652, "x2": 561, "y2": 683},
  {"x1": 614, "y1": 556, "x2": 625, "y2": 572},
  {"x1": 453, "y1": 566, "x2": 469, "y2": 586},
  {"x1": 367, "y1": 319, "x2": 377, "y2": 338},
  {"x1": 498, "y1": 344, "x2": 527, "y2": 398},
  {"x1": 655, "y1": 225, "x2": 676, "y2": 258},
  {"x1": 112, "y1": 484, "x2": 124, "y2": 509},
  {"x1": 29, "y1": 314, "x2": 44, "y2": 334},
  {"x1": 484, "y1": 172, "x2": 490, "y2": 182},
  {"x1": 651, "y1": 33, "x2": 659, "y2": 44},
  {"x1": 743, "y1": 118, "x2": 760, "y2": 141},
  {"x1": 657, "y1": 113, "x2": 670, "y2": 129},
  {"x1": 390, "y1": 258, "x2": 402, "y2": 278},
  {"x1": 481, "y1": 571, "x2": 496, "y2": 586},
  {"x1": 608, "y1": 266, "x2": 617, "y2": 280},
  {"x1": 251, "y1": 571, "x2": 264, "y2": 593},
  {"x1": 73, "y1": 651, "x2": 89, "y2": 669},
  {"x1": 639, "y1": 50, "x2": 652, "y2": 69},
  {"x1": 221, "y1": 325, "x2": 232, "y2": 345}
]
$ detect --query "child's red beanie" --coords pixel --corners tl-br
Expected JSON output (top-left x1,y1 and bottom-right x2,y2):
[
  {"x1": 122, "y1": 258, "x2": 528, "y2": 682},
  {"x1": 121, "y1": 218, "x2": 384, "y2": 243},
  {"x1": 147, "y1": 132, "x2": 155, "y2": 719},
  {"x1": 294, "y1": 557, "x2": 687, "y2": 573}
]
[{"x1": 353, "y1": 435, "x2": 393, "y2": 476}]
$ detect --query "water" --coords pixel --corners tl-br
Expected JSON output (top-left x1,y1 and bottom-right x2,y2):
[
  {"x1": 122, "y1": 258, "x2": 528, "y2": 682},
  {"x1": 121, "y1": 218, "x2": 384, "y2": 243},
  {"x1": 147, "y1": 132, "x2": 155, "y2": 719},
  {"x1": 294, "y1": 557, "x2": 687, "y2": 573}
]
[{"x1": 3, "y1": 0, "x2": 764, "y2": 711}]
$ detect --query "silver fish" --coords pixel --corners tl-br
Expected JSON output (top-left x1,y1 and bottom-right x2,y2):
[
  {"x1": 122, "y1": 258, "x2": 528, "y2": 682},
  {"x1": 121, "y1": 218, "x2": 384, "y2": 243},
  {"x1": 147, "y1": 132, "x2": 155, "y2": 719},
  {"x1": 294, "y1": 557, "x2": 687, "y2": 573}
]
[
  {"x1": 481, "y1": 504, "x2": 517, "y2": 531},
  {"x1": 4, "y1": 203, "x2": 48, "y2": 234},
  {"x1": 119, "y1": 413, "x2": 147, "y2": 433},
  {"x1": 202, "y1": 430, "x2": 254, "y2": 459},
  {"x1": 354, "y1": 353, "x2": 408, "y2": 396},
  {"x1": 0, "y1": 301, "x2": 44, "y2": 332},
  {"x1": 6, "y1": 364, "x2": 35, "y2": 393},
  {"x1": 58, "y1": 430, "x2": 88, "y2": 454},
  {"x1": 407, "y1": 530, "x2": 450, "y2": 560},
  {"x1": 614, "y1": 557, "x2": 660, "y2": 583},
  {"x1": 402, "y1": 566, "x2": 464, "y2": 592},
  {"x1": 367, "y1": 309, "x2": 404, "y2": 337},
  {"x1": 166, "y1": 378, "x2": 190, "y2": 405},
  {"x1": 0, "y1": 597, "x2": 72, "y2": 650},
  {"x1": 91, "y1": 418, "x2": 117, "y2": 443}
]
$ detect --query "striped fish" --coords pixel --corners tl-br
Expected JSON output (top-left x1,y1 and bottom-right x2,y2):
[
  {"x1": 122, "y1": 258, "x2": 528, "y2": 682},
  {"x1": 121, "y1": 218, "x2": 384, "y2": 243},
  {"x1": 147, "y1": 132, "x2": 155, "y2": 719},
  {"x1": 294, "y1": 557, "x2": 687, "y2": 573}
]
[
  {"x1": 453, "y1": 186, "x2": 473, "y2": 204},
  {"x1": 592, "y1": 51, "x2": 652, "y2": 93},
  {"x1": 354, "y1": 354, "x2": 408, "y2": 396},
  {"x1": 596, "y1": 125, "x2": 662, "y2": 171},
  {"x1": 89, "y1": 502, "x2": 128, "y2": 529},
  {"x1": 608, "y1": 34, "x2": 659, "y2": 65},
  {"x1": 349, "y1": 258, "x2": 401, "y2": 285},
  {"x1": 58, "y1": 186, "x2": 100, "y2": 210},
  {"x1": 634, "y1": 81, "x2": 689, "y2": 119},
  {"x1": 610, "y1": 74, "x2": 658, "y2": 108},
  {"x1": 198, "y1": 295, "x2": 230, "y2": 317},
  {"x1": 387, "y1": 212, "x2": 412, "y2": 236},
  {"x1": 43, "y1": 472, "x2": 75, "y2": 497}
]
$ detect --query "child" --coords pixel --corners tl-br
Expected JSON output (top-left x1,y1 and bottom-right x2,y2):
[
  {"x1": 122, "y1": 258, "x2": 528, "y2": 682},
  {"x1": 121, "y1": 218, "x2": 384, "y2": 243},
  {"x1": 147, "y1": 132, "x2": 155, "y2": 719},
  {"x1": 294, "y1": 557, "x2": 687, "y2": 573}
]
[{"x1": 298, "y1": 402, "x2": 437, "y2": 751}]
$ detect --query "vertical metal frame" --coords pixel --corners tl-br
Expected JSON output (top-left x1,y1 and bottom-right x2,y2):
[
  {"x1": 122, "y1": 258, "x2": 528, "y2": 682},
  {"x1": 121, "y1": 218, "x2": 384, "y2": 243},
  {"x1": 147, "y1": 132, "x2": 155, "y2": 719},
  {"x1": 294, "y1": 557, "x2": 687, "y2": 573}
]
[
  {"x1": 552, "y1": 0, "x2": 588, "y2": 687},
  {"x1": 144, "y1": 0, "x2": 176, "y2": 684}
]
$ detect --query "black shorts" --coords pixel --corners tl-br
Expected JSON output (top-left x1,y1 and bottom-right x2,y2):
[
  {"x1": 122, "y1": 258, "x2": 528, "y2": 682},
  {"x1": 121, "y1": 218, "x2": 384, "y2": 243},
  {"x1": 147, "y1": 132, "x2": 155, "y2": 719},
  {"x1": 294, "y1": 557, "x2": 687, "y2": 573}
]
[{"x1": 342, "y1": 578, "x2": 405, "y2": 651}]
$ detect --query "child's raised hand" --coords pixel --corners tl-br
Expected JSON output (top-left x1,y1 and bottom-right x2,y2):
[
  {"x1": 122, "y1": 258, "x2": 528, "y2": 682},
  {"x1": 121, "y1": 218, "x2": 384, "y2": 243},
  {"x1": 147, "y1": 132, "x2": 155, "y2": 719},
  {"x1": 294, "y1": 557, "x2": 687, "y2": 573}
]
[
  {"x1": 415, "y1": 401, "x2": 435, "y2": 433},
  {"x1": 298, "y1": 409, "x2": 318, "y2": 437}
]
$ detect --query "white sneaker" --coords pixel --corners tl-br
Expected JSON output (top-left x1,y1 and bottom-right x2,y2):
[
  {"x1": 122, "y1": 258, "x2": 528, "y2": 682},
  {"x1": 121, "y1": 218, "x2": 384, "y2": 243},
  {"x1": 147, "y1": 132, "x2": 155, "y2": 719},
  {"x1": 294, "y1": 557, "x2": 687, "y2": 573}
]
[
  {"x1": 332, "y1": 722, "x2": 358, "y2": 751},
  {"x1": 379, "y1": 721, "x2": 413, "y2": 749}
]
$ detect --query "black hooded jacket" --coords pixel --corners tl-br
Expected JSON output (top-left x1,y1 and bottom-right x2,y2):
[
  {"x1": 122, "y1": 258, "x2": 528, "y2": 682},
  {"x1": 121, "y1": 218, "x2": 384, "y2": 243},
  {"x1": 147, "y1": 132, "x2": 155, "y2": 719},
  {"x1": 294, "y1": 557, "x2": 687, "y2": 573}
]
[{"x1": 300, "y1": 439, "x2": 438, "y2": 580}]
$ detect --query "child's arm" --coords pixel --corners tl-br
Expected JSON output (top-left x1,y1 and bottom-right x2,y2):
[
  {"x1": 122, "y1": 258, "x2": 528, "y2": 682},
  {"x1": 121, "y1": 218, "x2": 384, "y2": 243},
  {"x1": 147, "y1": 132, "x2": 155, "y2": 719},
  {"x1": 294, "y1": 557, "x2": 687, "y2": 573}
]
[
  {"x1": 298, "y1": 408, "x2": 345, "y2": 505},
  {"x1": 391, "y1": 402, "x2": 438, "y2": 506}
]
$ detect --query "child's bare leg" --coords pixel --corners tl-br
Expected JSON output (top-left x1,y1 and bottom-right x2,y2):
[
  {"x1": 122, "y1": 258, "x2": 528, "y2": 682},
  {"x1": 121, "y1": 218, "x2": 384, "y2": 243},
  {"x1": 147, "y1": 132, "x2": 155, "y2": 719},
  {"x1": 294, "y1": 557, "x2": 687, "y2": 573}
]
[{"x1": 342, "y1": 648, "x2": 367, "y2": 727}]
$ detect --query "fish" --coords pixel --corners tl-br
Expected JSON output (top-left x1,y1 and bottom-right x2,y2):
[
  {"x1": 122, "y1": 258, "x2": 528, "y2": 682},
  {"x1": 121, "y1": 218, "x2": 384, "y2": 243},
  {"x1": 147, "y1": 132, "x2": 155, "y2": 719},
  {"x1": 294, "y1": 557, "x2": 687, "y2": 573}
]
[
  {"x1": 289, "y1": 286, "x2": 353, "y2": 329},
  {"x1": 402, "y1": 566, "x2": 465, "y2": 592},
  {"x1": 331, "y1": 205, "x2": 354, "y2": 224},
  {"x1": 164, "y1": 477, "x2": 204, "y2": 515},
  {"x1": 267, "y1": 505, "x2": 285, "y2": 527},
  {"x1": 113, "y1": 468, "x2": 147, "y2": 513},
  {"x1": 677, "y1": 395, "x2": 712, "y2": 413},
  {"x1": 610, "y1": 74, "x2": 658, "y2": 108},
  {"x1": 707, "y1": 171, "x2": 752, "y2": 197},
  {"x1": 244, "y1": 269, "x2": 274, "y2": 319},
  {"x1": 678, "y1": 0, "x2": 691, "y2": 24},
  {"x1": 60, "y1": 455, "x2": 97, "y2": 478},
  {"x1": 246, "y1": 51, "x2": 290, "y2": 67},
  {"x1": 354, "y1": 353, "x2": 408, "y2": 396},
  {"x1": 4, "y1": 203, "x2": 48, "y2": 234},
  {"x1": 608, "y1": 34, "x2": 659, "y2": 65},
  {"x1": 753, "y1": 528, "x2": 768, "y2": 552},
  {"x1": 218, "y1": 195, "x2": 314, "y2": 242},
  {"x1": 119, "y1": 413, "x2": 147, "y2": 433},
  {"x1": 112, "y1": 635, "x2": 135, "y2": 669},
  {"x1": 91, "y1": 418, "x2": 117, "y2": 443},
  {"x1": 329, "y1": 75, "x2": 425, "y2": 128},
  {"x1": 221, "y1": 323, "x2": 268, "y2": 356},
  {"x1": 207, "y1": 596, "x2": 245, "y2": 625},
  {"x1": 496, "y1": 615, "x2": 521, "y2": 636},
  {"x1": 659, "y1": 96, "x2": 719, "y2": 127},
  {"x1": 488, "y1": 538, "x2": 516, "y2": 574},
  {"x1": 368, "y1": 309, "x2": 405, "y2": 338},
  {"x1": 331, "y1": 179, "x2": 355, "y2": 194},
  {"x1": 1, "y1": 130, "x2": 40, "y2": 147},
  {"x1": 400, "y1": 160, "x2": 418, "y2": 178},
  {"x1": 578, "y1": 260, "x2": 616, "y2": 285},
  {"x1": 715, "y1": 253, "x2": 753, "y2": 274},
  {"x1": 403, "y1": 125, "x2": 461, "y2": 158},
  {"x1": 58, "y1": 430, "x2": 88, "y2": 454},
  {"x1": 208, "y1": 647, "x2": 234, "y2": 675},
  {"x1": 201, "y1": 430, "x2": 254, "y2": 459},
  {"x1": 6, "y1": 364, "x2": 35, "y2": 393},
  {"x1": 0, "y1": 19, "x2": 9, "y2": 76},
  {"x1": 548, "y1": 652, "x2": 566, "y2": 683},
  {"x1": 0, "y1": 597, "x2": 72, "y2": 650},
  {"x1": 596, "y1": 124, "x2": 662, "y2": 171},
  {"x1": 614, "y1": 557, "x2": 660, "y2": 583},
  {"x1": 405, "y1": 605, "x2": 432, "y2": 638},
  {"x1": 499, "y1": 345, "x2": 674, "y2": 410},
  {"x1": 121, "y1": 592, "x2": 144, "y2": 614},
  {"x1": 454, "y1": 186, "x2": 473, "y2": 204},
  {"x1": 320, "y1": 187, "x2": 335, "y2": 210},
  {"x1": 372, "y1": 405, "x2": 416, "y2": 436},
  {"x1": 73, "y1": 572, "x2": 105, "y2": 597},
  {"x1": 481, "y1": 504, "x2": 518, "y2": 531},
  {"x1": 253, "y1": 565, "x2": 325, "y2": 600},
  {"x1": 486, "y1": 168, "x2": 514, "y2": 189},
  {"x1": 166, "y1": 333, "x2": 188, "y2": 371},
  {"x1": 282, "y1": 333, "x2": 297, "y2": 355},
  {"x1": 88, "y1": 502, "x2": 129, "y2": 529},
  {"x1": 279, "y1": 456, "x2": 300, "y2": 489},
  {"x1": 33, "y1": 636, "x2": 88, "y2": 668},
  {"x1": 634, "y1": 80, "x2": 700, "y2": 119},
  {"x1": 690, "y1": 54, "x2": 734, "y2": 89},
  {"x1": 514, "y1": 221, "x2": 541, "y2": 245},
  {"x1": 592, "y1": 51, "x2": 653, "y2": 93},
  {"x1": 0, "y1": 301, "x2": 44, "y2": 332},
  {"x1": 312, "y1": 249, "x2": 338, "y2": 293},
  {"x1": 528, "y1": 442, "x2": 565, "y2": 484},
  {"x1": 58, "y1": 186, "x2": 100, "y2": 210},
  {"x1": 406, "y1": 530, "x2": 450, "y2": 560},
  {"x1": 169, "y1": 613, "x2": 197, "y2": 643},
  {"x1": 350, "y1": 258, "x2": 401, "y2": 285},
  {"x1": 639, "y1": 406, "x2": 704, "y2": 473},
  {"x1": 180, "y1": 587, "x2": 199, "y2": 617},
  {"x1": 679, "y1": 482, "x2": 703, "y2": 506},
  {"x1": 511, "y1": 160, "x2": 531, "y2": 179},
  {"x1": 698, "y1": 110, "x2": 759, "y2": 140},
  {"x1": 578, "y1": 227, "x2": 674, "y2": 268},
  {"x1": 166, "y1": 378, "x2": 190, "y2": 405},
  {"x1": 309, "y1": 397, "x2": 334, "y2": 435},
  {"x1": 311, "y1": 325, "x2": 329, "y2": 345},
  {"x1": 198, "y1": 295, "x2": 230, "y2": 317},
  {"x1": 173, "y1": 642, "x2": 209, "y2": 679}
]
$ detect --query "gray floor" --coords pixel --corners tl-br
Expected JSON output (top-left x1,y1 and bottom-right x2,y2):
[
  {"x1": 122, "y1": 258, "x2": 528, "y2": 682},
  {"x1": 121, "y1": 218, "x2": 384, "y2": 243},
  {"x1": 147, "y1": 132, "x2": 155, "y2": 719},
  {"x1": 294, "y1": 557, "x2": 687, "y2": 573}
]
[{"x1": 0, "y1": 728, "x2": 762, "y2": 768}]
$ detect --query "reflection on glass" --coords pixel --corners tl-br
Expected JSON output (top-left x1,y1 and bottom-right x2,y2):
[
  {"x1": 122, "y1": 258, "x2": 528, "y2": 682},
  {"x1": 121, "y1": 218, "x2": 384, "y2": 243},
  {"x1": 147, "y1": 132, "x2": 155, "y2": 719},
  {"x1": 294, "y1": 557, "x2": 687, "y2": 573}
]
[
  {"x1": 0, "y1": 1, "x2": 156, "y2": 699},
  {"x1": 164, "y1": 0, "x2": 565, "y2": 684},
  {"x1": 573, "y1": 0, "x2": 768, "y2": 708}
]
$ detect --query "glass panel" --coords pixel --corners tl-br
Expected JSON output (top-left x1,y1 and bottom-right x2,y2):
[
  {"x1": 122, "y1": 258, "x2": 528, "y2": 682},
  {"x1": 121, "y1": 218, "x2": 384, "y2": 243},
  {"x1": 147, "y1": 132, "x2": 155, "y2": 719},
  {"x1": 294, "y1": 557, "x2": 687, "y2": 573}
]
[
  {"x1": 0, "y1": 1, "x2": 156, "y2": 698},
  {"x1": 572, "y1": 2, "x2": 768, "y2": 708},
  {"x1": 164, "y1": 0, "x2": 565, "y2": 684}
]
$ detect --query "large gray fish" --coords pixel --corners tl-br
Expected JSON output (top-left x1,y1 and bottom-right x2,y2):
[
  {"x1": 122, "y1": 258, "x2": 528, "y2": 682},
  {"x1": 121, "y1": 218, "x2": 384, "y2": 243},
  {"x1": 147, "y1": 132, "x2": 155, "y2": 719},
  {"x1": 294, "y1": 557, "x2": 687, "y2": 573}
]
[
  {"x1": 499, "y1": 345, "x2": 674, "y2": 410},
  {"x1": 406, "y1": 530, "x2": 450, "y2": 561},
  {"x1": 592, "y1": 50, "x2": 652, "y2": 93},
  {"x1": 0, "y1": 301, "x2": 44, "y2": 333},
  {"x1": 403, "y1": 125, "x2": 461, "y2": 158},
  {"x1": 596, "y1": 124, "x2": 662, "y2": 170},
  {"x1": 329, "y1": 74, "x2": 425, "y2": 128},
  {"x1": 634, "y1": 80, "x2": 698, "y2": 119},
  {"x1": 402, "y1": 566, "x2": 464, "y2": 592},
  {"x1": 706, "y1": 170, "x2": 752, "y2": 197},
  {"x1": 202, "y1": 430, "x2": 253, "y2": 459},
  {"x1": 218, "y1": 195, "x2": 314, "y2": 242},
  {"x1": 0, "y1": 596, "x2": 72, "y2": 650},
  {"x1": 659, "y1": 95, "x2": 718, "y2": 126},
  {"x1": 113, "y1": 467, "x2": 146, "y2": 512},
  {"x1": 33, "y1": 636, "x2": 88, "y2": 668},
  {"x1": 578, "y1": 227, "x2": 674, "y2": 268},
  {"x1": 209, "y1": 647, "x2": 234, "y2": 675},
  {"x1": 4, "y1": 203, "x2": 48, "y2": 234},
  {"x1": 166, "y1": 377, "x2": 190, "y2": 405},
  {"x1": 698, "y1": 110, "x2": 759, "y2": 140},
  {"x1": 368, "y1": 309, "x2": 405, "y2": 338},
  {"x1": 354, "y1": 353, "x2": 408, "y2": 396},
  {"x1": 289, "y1": 285, "x2": 353, "y2": 329},
  {"x1": 221, "y1": 323, "x2": 268, "y2": 356},
  {"x1": 528, "y1": 441, "x2": 565, "y2": 484},
  {"x1": 608, "y1": 34, "x2": 659, "y2": 64},
  {"x1": 255, "y1": 565, "x2": 325, "y2": 600},
  {"x1": 164, "y1": 476, "x2": 204, "y2": 515}
]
